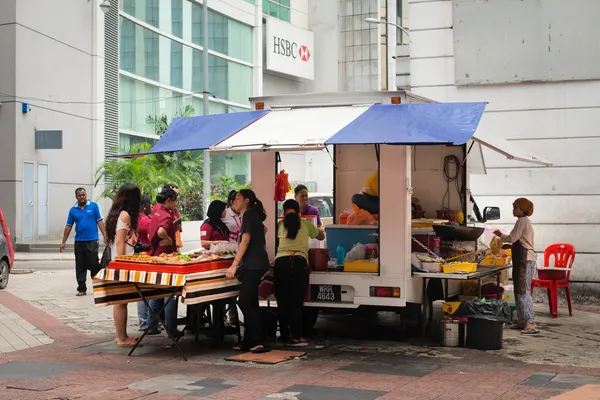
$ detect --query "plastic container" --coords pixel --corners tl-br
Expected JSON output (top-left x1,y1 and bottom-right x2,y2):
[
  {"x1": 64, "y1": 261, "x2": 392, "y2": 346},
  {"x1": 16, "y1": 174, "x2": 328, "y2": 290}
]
[
  {"x1": 442, "y1": 301, "x2": 462, "y2": 315},
  {"x1": 326, "y1": 225, "x2": 377, "y2": 257},
  {"x1": 336, "y1": 244, "x2": 346, "y2": 265},
  {"x1": 442, "y1": 262, "x2": 477, "y2": 274},
  {"x1": 466, "y1": 318, "x2": 504, "y2": 350},
  {"x1": 480, "y1": 255, "x2": 508, "y2": 267},
  {"x1": 343, "y1": 259, "x2": 378, "y2": 273},
  {"x1": 308, "y1": 248, "x2": 328, "y2": 271}
]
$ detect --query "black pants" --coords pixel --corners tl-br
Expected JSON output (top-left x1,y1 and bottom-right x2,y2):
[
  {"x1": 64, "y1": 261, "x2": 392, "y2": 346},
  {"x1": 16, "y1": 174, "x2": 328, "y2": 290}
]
[
  {"x1": 274, "y1": 256, "x2": 309, "y2": 341},
  {"x1": 74, "y1": 240, "x2": 99, "y2": 292},
  {"x1": 351, "y1": 193, "x2": 379, "y2": 214},
  {"x1": 238, "y1": 268, "x2": 267, "y2": 348}
]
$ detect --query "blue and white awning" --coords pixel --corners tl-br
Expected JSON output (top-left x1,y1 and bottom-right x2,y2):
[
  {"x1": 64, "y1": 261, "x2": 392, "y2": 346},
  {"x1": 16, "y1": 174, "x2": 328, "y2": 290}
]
[{"x1": 118, "y1": 101, "x2": 551, "y2": 166}]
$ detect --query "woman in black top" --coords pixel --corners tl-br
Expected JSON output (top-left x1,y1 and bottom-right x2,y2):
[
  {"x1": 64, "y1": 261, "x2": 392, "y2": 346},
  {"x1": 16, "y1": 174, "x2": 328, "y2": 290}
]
[{"x1": 226, "y1": 189, "x2": 270, "y2": 353}]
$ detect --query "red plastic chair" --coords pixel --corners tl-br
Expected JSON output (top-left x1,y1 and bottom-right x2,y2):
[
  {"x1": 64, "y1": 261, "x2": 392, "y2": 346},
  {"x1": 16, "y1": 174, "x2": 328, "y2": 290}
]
[{"x1": 530, "y1": 243, "x2": 575, "y2": 318}]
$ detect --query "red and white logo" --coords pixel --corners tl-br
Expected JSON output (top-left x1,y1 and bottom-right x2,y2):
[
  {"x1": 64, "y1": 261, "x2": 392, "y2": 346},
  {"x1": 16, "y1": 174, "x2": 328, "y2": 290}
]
[{"x1": 299, "y1": 45, "x2": 311, "y2": 62}]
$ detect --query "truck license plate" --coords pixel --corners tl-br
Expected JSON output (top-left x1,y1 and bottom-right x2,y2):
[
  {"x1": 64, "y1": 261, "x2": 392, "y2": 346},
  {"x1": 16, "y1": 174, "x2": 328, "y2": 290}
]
[{"x1": 311, "y1": 285, "x2": 341, "y2": 302}]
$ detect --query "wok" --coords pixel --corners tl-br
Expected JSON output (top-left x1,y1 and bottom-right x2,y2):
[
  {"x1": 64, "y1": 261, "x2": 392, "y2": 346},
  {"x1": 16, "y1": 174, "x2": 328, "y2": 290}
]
[{"x1": 432, "y1": 225, "x2": 485, "y2": 241}]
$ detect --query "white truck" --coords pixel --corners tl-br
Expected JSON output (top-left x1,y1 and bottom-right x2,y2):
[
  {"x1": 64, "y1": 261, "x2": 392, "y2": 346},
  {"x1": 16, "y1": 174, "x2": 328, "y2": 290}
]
[{"x1": 163, "y1": 90, "x2": 552, "y2": 333}]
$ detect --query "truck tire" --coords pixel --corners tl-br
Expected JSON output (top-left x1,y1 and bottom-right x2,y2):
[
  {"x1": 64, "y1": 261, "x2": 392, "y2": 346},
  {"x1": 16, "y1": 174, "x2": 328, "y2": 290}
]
[
  {"x1": 302, "y1": 307, "x2": 319, "y2": 337},
  {"x1": 0, "y1": 260, "x2": 9, "y2": 290}
]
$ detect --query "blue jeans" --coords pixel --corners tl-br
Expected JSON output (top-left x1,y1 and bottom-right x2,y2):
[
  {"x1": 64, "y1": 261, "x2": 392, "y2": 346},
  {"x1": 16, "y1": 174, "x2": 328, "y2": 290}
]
[
  {"x1": 137, "y1": 302, "x2": 149, "y2": 330},
  {"x1": 147, "y1": 297, "x2": 179, "y2": 334}
]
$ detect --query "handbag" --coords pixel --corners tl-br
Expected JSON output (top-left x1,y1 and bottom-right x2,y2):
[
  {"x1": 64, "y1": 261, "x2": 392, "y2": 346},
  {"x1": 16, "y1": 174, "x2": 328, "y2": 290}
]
[{"x1": 91, "y1": 246, "x2": 111, "y2": 278}]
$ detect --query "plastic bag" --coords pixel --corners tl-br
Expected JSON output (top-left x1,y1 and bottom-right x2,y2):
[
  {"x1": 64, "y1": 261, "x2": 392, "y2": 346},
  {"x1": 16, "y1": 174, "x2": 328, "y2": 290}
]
[
  {"x1": 453, "y1": 299, "x2": 510, "y2": 323},
  {"x1": 347, "y1": 204, "x2": 376, "y2": 226},
  {"x1": 209, "y1": 241, "x2": 238, "y2": 254},
  {"x1": 345, "y1": 243, "x2": 366, "y2": 262},
  {"x1": 274, "y1": 170, "x2": 292, "y2": 201}
]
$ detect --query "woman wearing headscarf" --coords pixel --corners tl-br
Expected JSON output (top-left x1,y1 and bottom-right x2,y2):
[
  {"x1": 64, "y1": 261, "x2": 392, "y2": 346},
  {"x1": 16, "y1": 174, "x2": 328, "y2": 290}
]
[
  {"x1": 494, "y1": 197, "x2": 538, "y2": 334},
  {"x1": 201, "y1": 200, "x2": 230, "y2": 249}
]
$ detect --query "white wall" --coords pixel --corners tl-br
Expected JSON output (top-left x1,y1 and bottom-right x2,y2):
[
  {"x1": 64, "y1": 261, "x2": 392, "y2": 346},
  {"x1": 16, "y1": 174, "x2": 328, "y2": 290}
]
[
  {"x1": 408, "y1": 0, "x2": 600, "y2": 284},
  {"x1": 9, "y1": 0, "x2": 104, "y2": 242}
]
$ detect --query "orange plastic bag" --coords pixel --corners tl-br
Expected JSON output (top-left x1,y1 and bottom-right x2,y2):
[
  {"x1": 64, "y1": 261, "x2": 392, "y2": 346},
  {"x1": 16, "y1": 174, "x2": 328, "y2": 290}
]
[
  {"x1": 274, "y1": 170, "x2": 292, "y2": 201},
  {"x1": 347, "y1": 204, "x2": 376, "y2": 226}
]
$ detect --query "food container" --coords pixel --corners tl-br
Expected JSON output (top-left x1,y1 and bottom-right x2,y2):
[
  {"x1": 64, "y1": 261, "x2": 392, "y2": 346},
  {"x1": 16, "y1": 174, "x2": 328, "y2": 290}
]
[
  {"x1": 308, "y1": 248, "x2": 329, "y2": 271},
  {"x1": 480, "y1": 255, "x2": 508, "y2": 267},
  {"x1": 411, "y1": 252, "x2": 443, "y2": 272},
  {"x1": 344, "y1": 259, "x2": 378, "y2": 273},
  {"x1": 442, "y1": 262, "x2": 477, "y2": 274}
]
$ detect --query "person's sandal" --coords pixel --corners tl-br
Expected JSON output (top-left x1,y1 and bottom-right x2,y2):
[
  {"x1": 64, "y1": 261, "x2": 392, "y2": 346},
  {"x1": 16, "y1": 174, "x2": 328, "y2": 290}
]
[
  {"x1": 521, "y1": 327, "x2": 540, "y2": 335},
  {"x1": 250, "y1": 345, "x2": 271, "y2": 353},
  {"x1": 116, "y1": 337, "x2": 142, "y2": 348}
]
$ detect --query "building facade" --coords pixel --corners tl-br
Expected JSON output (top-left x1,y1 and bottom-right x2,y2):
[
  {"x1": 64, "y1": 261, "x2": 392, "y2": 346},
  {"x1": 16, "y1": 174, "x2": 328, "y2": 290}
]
[
  {"x1": 0, "y1": 0, "x2": 406, "y2": 243},
  {"x1": 0, "y1": 0, "x2": 105, "y2": 244},
  {"x1": 407, "y1": 0, "x2": 600, "y2": 292}
]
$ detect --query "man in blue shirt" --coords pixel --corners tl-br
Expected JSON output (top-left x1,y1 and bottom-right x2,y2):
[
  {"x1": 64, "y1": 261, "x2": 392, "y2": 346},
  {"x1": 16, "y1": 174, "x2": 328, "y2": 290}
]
[{"x1": 60, "y1": 188, "x2": 107, "y2": 296}]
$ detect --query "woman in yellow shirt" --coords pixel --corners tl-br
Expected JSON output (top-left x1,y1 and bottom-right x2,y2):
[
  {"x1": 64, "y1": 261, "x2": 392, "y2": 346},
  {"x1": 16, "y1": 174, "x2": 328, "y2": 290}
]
[
  {"x1": 275, "y1": 199, "x2": 325, "y2": 346},
  {"x1": 351, "y1": 170, "x2": 379, "y2": 214}
]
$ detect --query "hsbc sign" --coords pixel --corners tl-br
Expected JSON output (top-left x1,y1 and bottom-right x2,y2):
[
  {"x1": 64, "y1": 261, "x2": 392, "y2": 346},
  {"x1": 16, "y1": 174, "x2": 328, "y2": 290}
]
[{"x1": 266, "y1": 17, "x2": 315, "y2": 80}]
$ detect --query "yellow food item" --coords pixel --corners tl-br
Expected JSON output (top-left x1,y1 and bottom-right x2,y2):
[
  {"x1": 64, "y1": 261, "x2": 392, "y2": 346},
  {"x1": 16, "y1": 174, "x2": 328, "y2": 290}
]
[
  {"x1": 490, "y1": 236, "x2": 503, "y2": 256},
  {"x1": 457, "y1": 211, "x2": 464, "y2": 225}
]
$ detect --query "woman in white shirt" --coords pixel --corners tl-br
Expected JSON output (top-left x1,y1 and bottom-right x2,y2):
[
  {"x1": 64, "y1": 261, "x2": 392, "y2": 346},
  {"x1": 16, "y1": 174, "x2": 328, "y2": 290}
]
[
  {"x1": 494, "y1": 197, "x2": 538, "y2": 335},
  {"x1": 105, "y1": 184, "x2": 141, "y2": 347},
  {"x1": 222, "y1": 190, "x2": 242, "y2": 242}
]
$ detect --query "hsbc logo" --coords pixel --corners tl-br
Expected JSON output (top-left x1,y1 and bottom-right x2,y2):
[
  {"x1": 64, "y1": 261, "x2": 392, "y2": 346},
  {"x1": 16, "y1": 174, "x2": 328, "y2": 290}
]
[
  {"x1": 273, "y1": 37, "x2": 311, "y2": 62},
  {"x1": 299, "y1": 45, "x2": 310, "y2": 62}
]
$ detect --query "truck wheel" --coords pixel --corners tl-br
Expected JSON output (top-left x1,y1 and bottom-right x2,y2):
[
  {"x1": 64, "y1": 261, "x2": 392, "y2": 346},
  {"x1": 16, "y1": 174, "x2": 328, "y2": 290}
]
[
  {"x1": 420, "y1": 291, "x2": 433, "y2": 337},
  {"x1": 0, "y1": 260, "x2": 8, "y2": 290},
  {"x1": 302, "y1": 307, "x2": 319, "y2": 337}
]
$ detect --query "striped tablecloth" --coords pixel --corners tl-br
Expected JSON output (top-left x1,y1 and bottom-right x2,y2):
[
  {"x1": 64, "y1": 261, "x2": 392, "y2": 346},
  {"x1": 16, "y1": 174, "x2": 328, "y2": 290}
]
[{"x1": 92, "y1": 261, "x2": 240, "y2": 307}]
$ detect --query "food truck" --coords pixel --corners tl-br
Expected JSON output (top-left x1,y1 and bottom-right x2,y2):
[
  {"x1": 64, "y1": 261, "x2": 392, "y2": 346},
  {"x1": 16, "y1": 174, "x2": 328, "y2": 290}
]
[{"x1": 152, "y1": 90, "x2": 551, "y2": 332}]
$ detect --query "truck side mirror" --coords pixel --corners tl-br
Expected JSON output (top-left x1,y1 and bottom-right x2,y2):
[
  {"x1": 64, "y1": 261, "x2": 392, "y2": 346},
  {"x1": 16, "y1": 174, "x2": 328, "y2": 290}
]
[{"x1": 483, "y1": 206, "x2": 500, "y2": 222}]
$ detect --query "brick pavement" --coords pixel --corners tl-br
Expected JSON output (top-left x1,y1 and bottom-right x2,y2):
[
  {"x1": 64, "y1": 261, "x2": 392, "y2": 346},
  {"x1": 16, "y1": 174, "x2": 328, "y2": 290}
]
[{"x1": 3, "y1": 270, "x2": 600, "y2": 399}]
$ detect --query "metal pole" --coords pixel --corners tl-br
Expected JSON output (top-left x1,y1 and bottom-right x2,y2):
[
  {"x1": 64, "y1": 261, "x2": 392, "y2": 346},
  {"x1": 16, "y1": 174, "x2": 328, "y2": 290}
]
[{"x1": 202, "y1": 0, "x2": 210, "y2": 218}]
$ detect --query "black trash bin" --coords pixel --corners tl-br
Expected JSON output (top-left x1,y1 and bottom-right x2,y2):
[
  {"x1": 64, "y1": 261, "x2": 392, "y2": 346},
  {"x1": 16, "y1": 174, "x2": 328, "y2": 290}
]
[
  {"x1": 466, "y1": 318, "x2": 504, "y2": 350},
  {"x1": 453, "y1": 299, "x2": 510, "y2": 351}
]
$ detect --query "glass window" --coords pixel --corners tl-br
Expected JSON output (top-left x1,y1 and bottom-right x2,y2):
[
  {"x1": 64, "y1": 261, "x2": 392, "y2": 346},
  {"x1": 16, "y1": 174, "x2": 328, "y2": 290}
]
[
  {"x1": 119, "y1": 134, "x2": 158, "y2": 154},
  {"x1": 171, "y1": 41, "x2": 183, "y2": 88},
  {"x1": 396, "y1": 0, "x2": 409, "y2": 45},
  {"x1": 263, "y1": 0, "x2": 291, "y2": 22},
  {"x1": 190, "y1": 1, "x2": 253, "y2": 62},
  {"x1": 119, "y1": 75, "x2": 198, "y2": 134},
  {"x1": 120, "y1": 17, "x2": 136, "y2": 73},
  {"x1": 120, "y1": 0, "x2": 159, "y2": 28},
  {"x1": 191, "y1": 48, "x2": 253, "y2": 105},
  {"x1": 172, "y1": 0, "x2": 183, "y2": 38}
]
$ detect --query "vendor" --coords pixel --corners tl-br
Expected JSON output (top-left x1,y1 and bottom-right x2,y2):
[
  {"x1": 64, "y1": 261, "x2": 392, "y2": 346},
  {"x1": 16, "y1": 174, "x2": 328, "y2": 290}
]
[
  {"x1": 494, "y1": 197, "x2": 538, "y2": 335},
  {"x1": 351, "y1": 170, "x2": 379, "y2": 214},
  {"x1": 294, "y1": 185, "x2": 323, "y2": 230},
  {"x1": 201, "y1": 200, "x2": 230, "y2": 249},
  {"x1": 147, "y1": 186, "x2": 180, "y2": 337}
]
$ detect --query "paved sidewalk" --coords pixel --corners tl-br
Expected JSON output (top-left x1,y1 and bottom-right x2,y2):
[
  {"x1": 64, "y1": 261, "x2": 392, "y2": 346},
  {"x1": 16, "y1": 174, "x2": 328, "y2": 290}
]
[
  {"x1": 0, "y1": 304, "x2": 53, "y2": 353},
  {"x1": 5, "y1": 268, "x2": 600, "y2": 399}
]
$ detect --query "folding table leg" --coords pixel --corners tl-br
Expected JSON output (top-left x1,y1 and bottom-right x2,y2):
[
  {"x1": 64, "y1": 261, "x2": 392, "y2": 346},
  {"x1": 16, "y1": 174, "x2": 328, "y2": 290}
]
[{"x1": 130, "y1": 284, "x2": 187, "y2": 361}]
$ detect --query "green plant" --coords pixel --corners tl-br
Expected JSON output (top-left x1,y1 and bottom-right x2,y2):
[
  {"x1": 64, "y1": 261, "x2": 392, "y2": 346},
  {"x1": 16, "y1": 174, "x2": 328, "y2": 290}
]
[{"x1": 211, "y1": 176, "x2": 251, "y2": 202}]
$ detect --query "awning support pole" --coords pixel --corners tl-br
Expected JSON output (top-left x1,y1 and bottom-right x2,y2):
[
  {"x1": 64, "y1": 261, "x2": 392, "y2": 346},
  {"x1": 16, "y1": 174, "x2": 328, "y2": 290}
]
[{"x1": 202, "y1": 0, "x2": 211, "y2": 218}]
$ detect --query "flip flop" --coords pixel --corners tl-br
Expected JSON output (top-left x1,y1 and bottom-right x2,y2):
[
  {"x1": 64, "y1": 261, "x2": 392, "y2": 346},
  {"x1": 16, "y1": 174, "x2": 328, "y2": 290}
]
[
  {"x1": 116, "y1": 337, "x2": 142, "y2": 347},
  {"x1": 250, "y1": 345, "x2": 271, "y2": 354},
  {"x1": 521, "y1": 328, "x2": 540, "y2": 335}
]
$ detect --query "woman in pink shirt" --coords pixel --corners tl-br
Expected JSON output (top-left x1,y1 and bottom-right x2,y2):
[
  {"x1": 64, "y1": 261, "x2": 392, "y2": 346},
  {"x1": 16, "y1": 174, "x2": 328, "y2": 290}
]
[{"x1": 201, "y1": 200, "x2": 230, "y2": 249}]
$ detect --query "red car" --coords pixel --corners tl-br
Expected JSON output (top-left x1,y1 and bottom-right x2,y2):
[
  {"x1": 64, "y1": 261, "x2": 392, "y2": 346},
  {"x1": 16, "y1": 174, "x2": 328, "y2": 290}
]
[{"x1": 0, "y1": 208, "x2": 14, "y2": 289}]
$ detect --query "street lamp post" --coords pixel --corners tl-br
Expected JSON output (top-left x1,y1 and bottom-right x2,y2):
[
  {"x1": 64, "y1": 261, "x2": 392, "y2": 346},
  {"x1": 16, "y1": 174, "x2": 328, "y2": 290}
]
[
  {"x1": 202, "y1": 0, "x2": 211, "y2": 218},
  {"x1": 364, "y1": 17, "x2": 411, "y2": 42}
]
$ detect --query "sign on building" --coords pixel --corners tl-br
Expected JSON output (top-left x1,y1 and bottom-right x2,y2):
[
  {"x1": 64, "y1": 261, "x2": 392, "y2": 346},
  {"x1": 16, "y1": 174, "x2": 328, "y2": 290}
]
[{"x1": 265, "y1": 17, "x2": 315, "y2": 80}]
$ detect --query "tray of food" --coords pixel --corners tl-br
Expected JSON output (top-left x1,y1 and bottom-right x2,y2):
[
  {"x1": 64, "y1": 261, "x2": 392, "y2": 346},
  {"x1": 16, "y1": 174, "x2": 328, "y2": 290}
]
[
  {"x1": 115, "y1": 252, "x2": 220, "y2": 265},
  {"x1": 411, "y1": 253, "x2": 444, "y2": 272},
  {"x1": 442, "y1": 262, "x2": 478, "y2": 274},
  {"x1": 108, "y1": 259, "x2": 233, "y2": 274}
]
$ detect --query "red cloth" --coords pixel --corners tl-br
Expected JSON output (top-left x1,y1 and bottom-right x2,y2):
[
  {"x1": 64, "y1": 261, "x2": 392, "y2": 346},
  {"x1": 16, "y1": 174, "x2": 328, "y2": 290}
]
[
  {"x1": 149, "y1": 204, "x2": 177, "y2": 256},
  {"x1": 200, "y1": 222, "x2": 228, "y2": 242},
  {"x1": 138, "y1": 214, "x2": 151, "y2": 245}
]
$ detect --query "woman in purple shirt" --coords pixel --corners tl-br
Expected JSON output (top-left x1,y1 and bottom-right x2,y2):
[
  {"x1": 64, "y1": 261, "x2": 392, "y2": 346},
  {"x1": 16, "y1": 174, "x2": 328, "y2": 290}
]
[{"x1": 294, "y1": 185, "x2": 323, "y2": 231}]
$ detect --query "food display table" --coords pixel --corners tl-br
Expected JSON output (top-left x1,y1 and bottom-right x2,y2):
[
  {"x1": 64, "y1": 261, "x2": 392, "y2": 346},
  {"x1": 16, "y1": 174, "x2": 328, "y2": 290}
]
[
  {"x1": 92, "y1": 259, "x2": 239, "y2": 360},
  {"x1": 412, "y1": 265, "x2": 511, "y2": 336}
]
